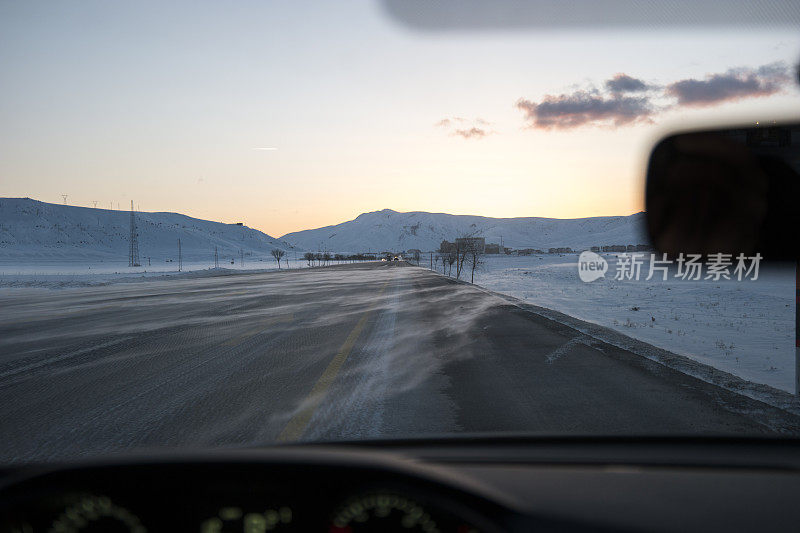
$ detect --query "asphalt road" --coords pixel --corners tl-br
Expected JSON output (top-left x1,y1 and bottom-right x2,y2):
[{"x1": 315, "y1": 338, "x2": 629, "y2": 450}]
[{"x1": 1, "y1": 262, "x2": 798, "y2": 462}]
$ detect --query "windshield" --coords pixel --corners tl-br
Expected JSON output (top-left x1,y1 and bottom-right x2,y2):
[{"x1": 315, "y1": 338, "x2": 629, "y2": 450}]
[{"x1": 1, "y1": 1, "x2": 799, "y2": 463}]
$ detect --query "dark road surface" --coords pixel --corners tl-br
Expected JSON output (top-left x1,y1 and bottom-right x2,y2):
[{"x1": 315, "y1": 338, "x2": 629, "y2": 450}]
[{"x1": 1, "y1": 262, "x2": 798, "y2": 462}]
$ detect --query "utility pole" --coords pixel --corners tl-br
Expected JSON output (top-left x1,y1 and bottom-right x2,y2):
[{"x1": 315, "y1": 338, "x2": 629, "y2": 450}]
[
  {"x1": 128, "y1": 200, "x2": 140, "y2": 267},
  {"x1": 178, "y1": 239, "x2": 182, "y2": 272},
  {"x1": 240, "y1": 249, "x2": 244, "y2": 268},
  {"x1": 214, "y1": 246, "x2": 219, "y2": 269},
  {"x1": 61, "y1": 195, "x2": 68, "y2": 205}
]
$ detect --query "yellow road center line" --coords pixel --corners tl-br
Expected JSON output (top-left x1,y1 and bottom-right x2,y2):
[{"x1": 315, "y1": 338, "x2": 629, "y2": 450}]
[{"x1": 277, "y1": 280, "x2": 390, "y2": 442}]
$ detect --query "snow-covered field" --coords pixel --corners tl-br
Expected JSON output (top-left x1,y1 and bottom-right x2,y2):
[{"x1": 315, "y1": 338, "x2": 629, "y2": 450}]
[
  {"x1": 0, "y1": 257, "x2": 317, "y2": 288},
  {"x1": 465, "y1": 254, "x2": 796, "y2": 393}
]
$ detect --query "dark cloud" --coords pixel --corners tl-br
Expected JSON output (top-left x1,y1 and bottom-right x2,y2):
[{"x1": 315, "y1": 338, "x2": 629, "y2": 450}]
[
  {"x1": 516, "y1": 91, "x2": 654, "y2": 129},
  {"x1": 515, "y1": 63, "x2": 792, "y2": 130},
  {"x1": 665, "y1": 63, "x2": 790, "y2": 106},
  {"x1": 605, "y1": 73, "x2": 650, "y2": 94},
  {"x1": 452, "y1": 127, "x2": 488, "y2": 139}
]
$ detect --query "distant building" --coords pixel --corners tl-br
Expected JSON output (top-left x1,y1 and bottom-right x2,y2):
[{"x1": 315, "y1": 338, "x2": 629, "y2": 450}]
[
  {"x1": 594, "y1": 244, "x2": 650, "y2": 253},
  {"x1": 602, "y1": 245, "x2": 628, "y2": 253},
  {"x1": 485, "y1": 243, "x2": 501, "y2": 254},
  {"x1": 455, "y1": 237, "x2": 485, "y2": 253},
  {"x1": 439, "y1": 240, "x2": 455, "y2": 253},
  {"x1": 548, "y1": 247, "x2": 573, "y2": 254},
  {"x1": 515, "y1": 248, "x2": 543, "y2": 256}
]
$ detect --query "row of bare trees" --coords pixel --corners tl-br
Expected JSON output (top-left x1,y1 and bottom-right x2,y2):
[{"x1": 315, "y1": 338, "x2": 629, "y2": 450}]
[
  {"x1": 302, "y1": 252, "x2": 374, "y2": 267},
  {"x1": 432, "y1": 237, "x2": 483, "y2": 283}
]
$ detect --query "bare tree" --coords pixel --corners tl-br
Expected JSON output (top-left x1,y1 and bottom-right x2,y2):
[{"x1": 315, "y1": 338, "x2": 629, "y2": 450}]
[
  {"x1": 446, "y1": 251, "x2": 457, "y2": 276},
  {"x1": 434, "y1": 254, "x2": 440, "y2": 272},
  {"x1": 454, "y1": 239, "x2": 469, "y2": 280},
  {"x1": 303, "y1": 252, "x2": 314, "y2": 267},
  {"x1": 466, "y1": 240, "x2": 483, "y2": 283},
  {"x1": 452, "y1": 233, "x2": 483, "y2": 280},
  {"x1": 271, "y1": 248, "x2": 286, "y2": 269}
]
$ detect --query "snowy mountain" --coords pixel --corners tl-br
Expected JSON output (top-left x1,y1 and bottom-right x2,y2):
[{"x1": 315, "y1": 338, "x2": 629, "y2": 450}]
[
  {"x1": 281, "y1": 208, "x2": 648, "y2": 253},
  {"x1": 0, "y1": 198, "x2": 294, "y2": 262}
]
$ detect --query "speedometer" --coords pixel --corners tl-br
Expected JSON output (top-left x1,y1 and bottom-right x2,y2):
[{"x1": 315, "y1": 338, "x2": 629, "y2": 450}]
[
  {"x1": 48, "y1": 495, "x2": 145, "y2": 533},
  {"x1": 329, "y1": 494, "x2": 440, "y2": 533}
]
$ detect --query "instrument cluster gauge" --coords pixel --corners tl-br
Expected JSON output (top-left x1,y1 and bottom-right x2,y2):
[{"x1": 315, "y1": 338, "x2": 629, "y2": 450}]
[
  {"x1": 47, "y1": 495, "x2": 146, "y2": 533},
  {"x1": 200, "y1": 505, "x2": 293, "y2": 532},
  {"x1": 329, "y1": 493, "x2": 479, "y2": 533}
]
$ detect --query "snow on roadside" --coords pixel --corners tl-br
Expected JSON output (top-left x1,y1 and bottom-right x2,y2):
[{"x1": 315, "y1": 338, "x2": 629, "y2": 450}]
[
  {"x1": 470, "y1": 254, "x2": 796, "y2": 393},
  {"x1": 0, "y1": 258, "x2": 313, "y2": 289}
]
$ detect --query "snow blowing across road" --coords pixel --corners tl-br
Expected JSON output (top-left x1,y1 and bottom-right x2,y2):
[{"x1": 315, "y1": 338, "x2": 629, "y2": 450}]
[{"x1": 468, "y1": 254, "x2": 796, "y2": 393}]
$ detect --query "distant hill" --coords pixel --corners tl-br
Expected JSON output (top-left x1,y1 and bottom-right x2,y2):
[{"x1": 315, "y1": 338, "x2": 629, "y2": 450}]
[
  {"x1": 0, "y1": 198, "x2": 294, "y2": 262},
  {"x1": 281, "y1": 208, "x2": 647, "y2": 253}
]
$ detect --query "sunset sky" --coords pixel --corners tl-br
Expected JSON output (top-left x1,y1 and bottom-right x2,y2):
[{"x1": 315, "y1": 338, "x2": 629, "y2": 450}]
[{"x1": 1, "y1": 1, "x2": 799, "y2": 237}]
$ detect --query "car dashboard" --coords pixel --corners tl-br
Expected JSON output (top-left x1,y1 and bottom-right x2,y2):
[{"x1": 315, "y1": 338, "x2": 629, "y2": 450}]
[
  {"x1": 0, "y1": 449, "x2": 512, "y2": 533},
  {"x1": 1, "y1": 438, "x2": 799, "y2": 532}
]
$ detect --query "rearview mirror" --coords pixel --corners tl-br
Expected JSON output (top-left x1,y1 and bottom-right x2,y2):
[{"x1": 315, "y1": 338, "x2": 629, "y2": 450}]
[{"x1": 645, "y1": 123, "x2": 800, "y2": 261}]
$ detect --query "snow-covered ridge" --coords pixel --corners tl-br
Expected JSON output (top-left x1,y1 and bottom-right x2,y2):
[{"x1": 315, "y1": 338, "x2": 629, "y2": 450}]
[
  {"x1": 0, "y1": 198, "x2": 294, "y2": 262},
  {"x1": 281, "y1": 208, "x2": 648, "y2": 253}
]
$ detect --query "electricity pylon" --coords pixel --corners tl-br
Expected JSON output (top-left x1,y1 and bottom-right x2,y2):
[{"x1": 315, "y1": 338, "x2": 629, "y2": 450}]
[{"x1": 128, "y1": 200, "x2": 140, "y2": 267}]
